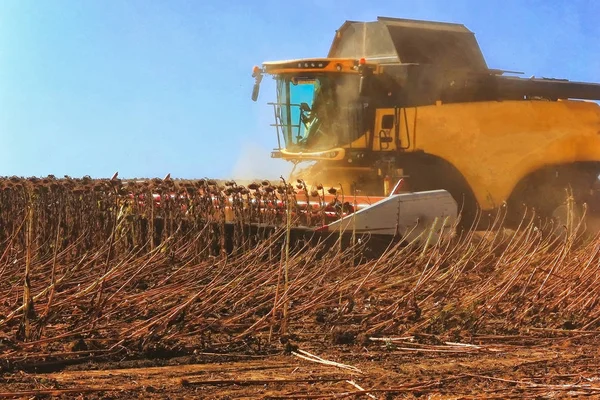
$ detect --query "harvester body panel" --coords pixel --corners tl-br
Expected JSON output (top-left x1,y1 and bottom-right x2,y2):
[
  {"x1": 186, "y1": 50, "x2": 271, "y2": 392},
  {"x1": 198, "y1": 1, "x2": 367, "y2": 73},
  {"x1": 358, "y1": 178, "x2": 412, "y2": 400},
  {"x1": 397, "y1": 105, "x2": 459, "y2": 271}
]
[
  {"x1": 328, "y1": 17, "x2": 487, "y2": 70},
  {"x1": 373, "y1": 99, "x2": 600, "y2": 210}
]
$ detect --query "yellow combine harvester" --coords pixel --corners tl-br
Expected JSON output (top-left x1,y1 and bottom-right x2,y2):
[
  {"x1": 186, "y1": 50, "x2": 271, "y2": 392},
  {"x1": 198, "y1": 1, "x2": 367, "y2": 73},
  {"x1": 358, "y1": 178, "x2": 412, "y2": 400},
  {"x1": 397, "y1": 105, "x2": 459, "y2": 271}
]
[{"x1": 251, "y1": 16, "x2": 600, "y2": 230}]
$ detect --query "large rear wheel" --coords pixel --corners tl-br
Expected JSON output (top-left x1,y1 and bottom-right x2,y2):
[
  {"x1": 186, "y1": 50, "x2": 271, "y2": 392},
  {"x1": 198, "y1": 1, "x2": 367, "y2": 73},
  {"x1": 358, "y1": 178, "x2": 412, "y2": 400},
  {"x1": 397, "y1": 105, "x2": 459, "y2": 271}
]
[{"x1": 507, "y1": 163, "x2": 600, "y2": 238}]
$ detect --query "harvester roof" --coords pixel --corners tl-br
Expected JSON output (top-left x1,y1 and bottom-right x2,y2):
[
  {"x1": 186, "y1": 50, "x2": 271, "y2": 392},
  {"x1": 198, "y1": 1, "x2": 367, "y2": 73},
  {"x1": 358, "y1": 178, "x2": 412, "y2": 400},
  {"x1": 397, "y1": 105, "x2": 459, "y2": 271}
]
[{"x1": 328, "y1": 16, "x2": 488, "y2": 71}]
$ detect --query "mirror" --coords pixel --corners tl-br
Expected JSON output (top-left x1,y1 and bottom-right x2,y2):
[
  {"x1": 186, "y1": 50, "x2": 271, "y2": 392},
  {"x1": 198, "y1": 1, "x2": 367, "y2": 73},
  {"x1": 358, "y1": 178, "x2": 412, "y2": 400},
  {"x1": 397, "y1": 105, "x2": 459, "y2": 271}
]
[
  {"x1": 359, "y1": 75, "x2": 371, "y2": 97},
  {"x1": 251, "y1": 83, "x2": 260, "y2": 102},
  {"x1": 300, "y1": 102, "x2": 311, "y2": 112},
  {"x1": 359, "y1": 76, "x2": 365, "y2": 96}
]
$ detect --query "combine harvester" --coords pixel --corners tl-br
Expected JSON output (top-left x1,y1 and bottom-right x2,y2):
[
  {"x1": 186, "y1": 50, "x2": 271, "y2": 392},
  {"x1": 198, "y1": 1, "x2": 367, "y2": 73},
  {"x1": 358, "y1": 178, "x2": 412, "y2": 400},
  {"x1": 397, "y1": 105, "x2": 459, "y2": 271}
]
[
  {"x1": 128, "y1": 16, "x2": 600, "y2": 252},
  {"x1": 250, "y1": 16, "x2": 600, "y2": 239}
]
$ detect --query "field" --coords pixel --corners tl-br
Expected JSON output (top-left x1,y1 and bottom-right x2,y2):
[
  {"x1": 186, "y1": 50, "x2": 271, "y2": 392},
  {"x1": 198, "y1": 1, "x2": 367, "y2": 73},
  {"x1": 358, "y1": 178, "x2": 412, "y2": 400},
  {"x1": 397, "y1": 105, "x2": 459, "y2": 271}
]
[{"x1": 1, "y1": 176, "x2": 600, "y2": 399}]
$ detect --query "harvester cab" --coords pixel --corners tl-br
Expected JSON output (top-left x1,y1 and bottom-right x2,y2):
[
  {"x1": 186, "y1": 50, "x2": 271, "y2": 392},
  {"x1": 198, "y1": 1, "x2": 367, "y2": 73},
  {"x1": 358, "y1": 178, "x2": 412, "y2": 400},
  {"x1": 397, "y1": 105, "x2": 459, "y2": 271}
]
[{"x1": 251, "y1": 17, "x2": 490, "y2": 195}]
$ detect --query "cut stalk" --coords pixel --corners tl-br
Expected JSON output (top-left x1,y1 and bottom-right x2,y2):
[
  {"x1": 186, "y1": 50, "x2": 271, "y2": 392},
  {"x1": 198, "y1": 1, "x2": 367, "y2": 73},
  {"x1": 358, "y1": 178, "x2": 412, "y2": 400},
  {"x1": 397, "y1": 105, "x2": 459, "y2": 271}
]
[
  {"x1": 282, "y1": 182, "x2": 292, "y2": 335},
  {"x1": 42, "y1": 212, "x2": 62, "y2": 318},
  {"x1": 22, "y1": 196, "x2": 34, "y2": 341}
]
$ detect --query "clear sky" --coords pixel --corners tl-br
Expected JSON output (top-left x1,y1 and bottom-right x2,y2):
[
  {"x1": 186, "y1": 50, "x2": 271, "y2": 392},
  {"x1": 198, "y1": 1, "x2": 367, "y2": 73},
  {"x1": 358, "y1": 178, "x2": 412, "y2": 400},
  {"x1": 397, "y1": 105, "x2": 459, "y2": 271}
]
[{"x1": 0, "y1": 0, "x2": 598, "y2": 179}]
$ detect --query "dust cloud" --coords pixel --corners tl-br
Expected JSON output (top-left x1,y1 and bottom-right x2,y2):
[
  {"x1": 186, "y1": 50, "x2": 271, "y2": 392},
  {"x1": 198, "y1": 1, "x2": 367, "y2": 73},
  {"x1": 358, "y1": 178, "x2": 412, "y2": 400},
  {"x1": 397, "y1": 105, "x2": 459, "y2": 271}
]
[{"x1": 229, "y1": 142, "x2": 293, "y2": 183}]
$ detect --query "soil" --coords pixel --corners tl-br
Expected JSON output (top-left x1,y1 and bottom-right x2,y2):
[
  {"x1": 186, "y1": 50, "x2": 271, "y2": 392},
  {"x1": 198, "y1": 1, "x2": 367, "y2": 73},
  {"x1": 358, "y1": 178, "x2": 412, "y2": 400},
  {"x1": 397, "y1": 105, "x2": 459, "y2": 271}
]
[{"x1": 3, "y1": 333, "x2": 600, "y2": 399}]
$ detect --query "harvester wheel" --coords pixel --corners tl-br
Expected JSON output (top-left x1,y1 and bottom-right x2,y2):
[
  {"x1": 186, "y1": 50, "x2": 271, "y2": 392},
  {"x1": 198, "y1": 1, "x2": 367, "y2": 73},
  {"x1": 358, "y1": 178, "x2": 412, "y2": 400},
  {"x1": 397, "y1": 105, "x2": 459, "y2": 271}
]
[{"x1": 507, "y1": 163, "x2": 600, "y2": 238}]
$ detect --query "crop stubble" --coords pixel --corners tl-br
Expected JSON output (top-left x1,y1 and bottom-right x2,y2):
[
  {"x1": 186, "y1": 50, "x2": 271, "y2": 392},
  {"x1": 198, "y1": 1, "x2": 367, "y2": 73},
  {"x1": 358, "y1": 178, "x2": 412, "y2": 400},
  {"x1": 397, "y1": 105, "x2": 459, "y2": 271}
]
[{"x1": 1, "y1": 175, "x2": 600, "y2": 398}]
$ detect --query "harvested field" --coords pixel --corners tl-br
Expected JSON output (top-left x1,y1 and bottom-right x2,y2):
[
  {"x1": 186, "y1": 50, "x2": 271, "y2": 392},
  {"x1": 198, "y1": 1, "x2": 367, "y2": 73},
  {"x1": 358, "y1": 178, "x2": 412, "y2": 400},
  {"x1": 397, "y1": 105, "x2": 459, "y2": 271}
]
[{"x1": 1, "y1": 176, "x2": 600, "y2": 398}]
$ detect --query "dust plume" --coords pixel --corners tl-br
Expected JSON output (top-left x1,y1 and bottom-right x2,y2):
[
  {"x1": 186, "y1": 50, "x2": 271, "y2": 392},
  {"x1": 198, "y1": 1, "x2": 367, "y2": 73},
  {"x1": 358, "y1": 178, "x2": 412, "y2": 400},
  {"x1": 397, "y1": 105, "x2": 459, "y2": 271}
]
[{"x1": 229, "y1": 142, "x2": 293, "y2": 182}]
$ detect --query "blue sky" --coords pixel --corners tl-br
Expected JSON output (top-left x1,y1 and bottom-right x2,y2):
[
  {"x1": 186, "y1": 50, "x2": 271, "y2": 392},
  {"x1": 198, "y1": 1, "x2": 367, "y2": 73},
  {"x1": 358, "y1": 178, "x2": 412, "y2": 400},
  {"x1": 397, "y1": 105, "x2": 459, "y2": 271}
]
[{"x1": 0, "y1": 0, "x2": 598, "y2": 179}]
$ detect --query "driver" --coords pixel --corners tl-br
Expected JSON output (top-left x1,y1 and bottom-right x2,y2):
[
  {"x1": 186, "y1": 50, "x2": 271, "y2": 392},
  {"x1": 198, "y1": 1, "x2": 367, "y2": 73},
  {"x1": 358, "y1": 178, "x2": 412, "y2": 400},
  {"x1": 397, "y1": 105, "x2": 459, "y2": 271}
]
[
  {"x1": 303, "y1": 80, "x2": 338, "y2": 149},
  {"x1": 310, "y1": 80, "x2": 335, "y2": 122}
]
